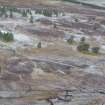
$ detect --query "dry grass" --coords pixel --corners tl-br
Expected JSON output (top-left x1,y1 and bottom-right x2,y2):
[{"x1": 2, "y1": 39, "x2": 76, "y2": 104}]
[
  {"x1": 86, "y1": 97, "x2": 103, "y2": 105},
  {"x1": 22, "y1": 90, "x2": 60, "y2": 100},
  {"x1": 0, "y1": 0, "x2": 57, "y2": 7}
]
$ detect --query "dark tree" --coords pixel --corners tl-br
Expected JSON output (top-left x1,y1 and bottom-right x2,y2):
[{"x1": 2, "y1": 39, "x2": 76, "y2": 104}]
[
  {"x1": 37, "y1": 42, "x2": 41, "y2": 48},
  {"x1": 30, "y1": 16, "x2": 34, "y2": 23}
]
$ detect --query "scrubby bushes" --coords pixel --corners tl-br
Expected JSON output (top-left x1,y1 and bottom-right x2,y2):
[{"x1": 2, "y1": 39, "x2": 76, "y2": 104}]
[
  {"x1": 77, "y1": 43, "x2": 90, "y2": 52},
  {"x1": 77, "y1": 37, "x2": 100, "y2": 55},
  {"x1": 67, "y1": 36, "x2": 75, "y2": 44},
  {"x1": 77, "y1": 37, "x2": 89, "y2": 52},
  {"x1": 0, "y1": 31, "x2": 14, "y2": 42},
  {"x1": 80, "y1": 37, "x2": 85, "y2": 43}
]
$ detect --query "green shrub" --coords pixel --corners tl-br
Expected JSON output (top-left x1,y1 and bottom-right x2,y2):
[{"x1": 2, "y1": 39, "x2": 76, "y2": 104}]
[
  {"x1": 77, "y1": 43, "x2": 90, "y2": 52},
  {"x1": 35, "y1": 9, "x2": 64, "y2": 17},
  {"x1": 0, "y1": 31, "x2": 3, "y2": 38},
  {"x1": 67, "y1": 36, "x2": 75, "y2": 44},
  {"x1": 43, "y1": 10, "x2": 52, "y2": 17},
  {"x1": 22, "y1": 10, "x2": 27, "y2": 17},
  {"x1": 35, "y1": 9, "x2": 42, "y2": 14},
  {"x1": 9, "y1": 10, "x2": 13, "y2": 18},
  {"x1": 77, "y1": 36, "x2": 90, "y2": 52},
  {"x1": 80, "y1": 37, "x2": 86, "y2": 44},
  {"x1": 26, "y1": 9, "x2": 32, "y2": 15},
  {"x1": 30, "y1": 16, "x2": 34, "y2": 23},
  {"x1": 0, "y1": 31, "x2": 14, "y2": 42},
  {"x1": 74, "y1": 18, "x2": 79, "y2": 22},
  {"x1": 3, "y1": 32, "x2": 14, "y2": 42},
  {"x1": 37, "y1": 42, "x2": 41, "y2": 48}
]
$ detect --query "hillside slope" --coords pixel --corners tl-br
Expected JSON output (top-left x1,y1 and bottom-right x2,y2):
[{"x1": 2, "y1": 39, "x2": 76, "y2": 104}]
[{"x1": 0, "y1": 0, "x2": 54, "y2": 6}]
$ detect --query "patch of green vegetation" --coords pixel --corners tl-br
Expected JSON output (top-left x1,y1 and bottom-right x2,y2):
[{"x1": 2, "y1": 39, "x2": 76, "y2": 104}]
[
  {"x1": 0, "y1": 5, "x2": 65, "y2": 25},
  {"x1": 68, "y1": 40, "x2": 77, "y2": 45},
  {"x1": 9, "y1": 10, "x2": 13, "y2": 18},
  {"x1": 77, "y1": 43, "x2": 90, "y2": 52},
  {"x1": 22, "y1": 10, "x2": 27, "y2": 17},
  {"x1": 80, "y1": 51, "x2": 99, "y2": 56},
  {"x1": 37, "y1": 42, "x2": 42, "y2": 48},
  {"x1": 0, "y1": 5, "x2": 32, "y2": 18},
  {"x1": 77, "y1": 37, "x2": 89, "y2": 52},
  {"x1": 67, "y1": 36, "x2": 77, "y2": 45},
  {"x1": 0, "y1": 5, "x2": 35, "y2": 24},
  {"x1": 0, "y1": 31, "x2": 14, "y2": 42},
  {"x1": 0, "y1": 6, "x2": 20, "y2": 18},
  {"x1": 77, "y1": 37, "x2": 100, "y2": 56},
  {"x1": 35, "y1": 9, "x2": 65, "y2": 17},
  {"x1": 30, "y1": 15, "x2": 34, "y2": 23}
]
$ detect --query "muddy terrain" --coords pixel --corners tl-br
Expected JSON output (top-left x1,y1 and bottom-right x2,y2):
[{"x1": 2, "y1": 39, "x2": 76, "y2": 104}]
[{"x1": 0, "y1": 0, "x2": 105, "y2": 105}]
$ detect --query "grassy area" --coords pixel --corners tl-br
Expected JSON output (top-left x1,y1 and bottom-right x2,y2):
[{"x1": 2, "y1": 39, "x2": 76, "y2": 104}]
[
  {"x1": 67, "y1": 40, "x2": 77, "y2": 45},
  {"x1": 80, "y1": 50, "x2": 100, "y2": 56}
]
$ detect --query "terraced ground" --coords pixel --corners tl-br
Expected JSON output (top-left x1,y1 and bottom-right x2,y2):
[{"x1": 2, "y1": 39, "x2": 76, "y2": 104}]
[{"x1": 0, "y1": 0, "x2": 105, "y2": 105}]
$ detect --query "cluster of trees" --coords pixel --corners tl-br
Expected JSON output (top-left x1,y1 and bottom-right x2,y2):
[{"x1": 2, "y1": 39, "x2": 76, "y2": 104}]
[
  {"x1": 77, "y1": 37, "x2": 90, "y2": 52},
  {"x1": 0, "y1": 6, "x2": 11, "y2": 18},
  {"x1": 77, "y1": 37, "x2": 100, "y2": 54},
  {"x1": 0, "y1": 6, "x2": 33, "y2": 21},
  {"x1": 67, "y1": 36, "x2": 100, "y2": 54},
  {"x1": 35, "y1": 9, "x2": 65, "y2": 17},
  {"x1": 0, "y1": 6, "x2": 21, "y2": 18},
  {"x1": 21, "y1": 9, "x2": 32, "y2": 17},
  {"x1": 0, "y1": 6, "x2": 65, "y2": 24},
  {"x1": 0, "y1": 31, "x2": 14, "y2": 42},
  {"x1": 20, "y1": 9, "x2": 34, "y2": 23},
  {"x1": 0, "y1": 6, "x2": 35, "y2": 24}
]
